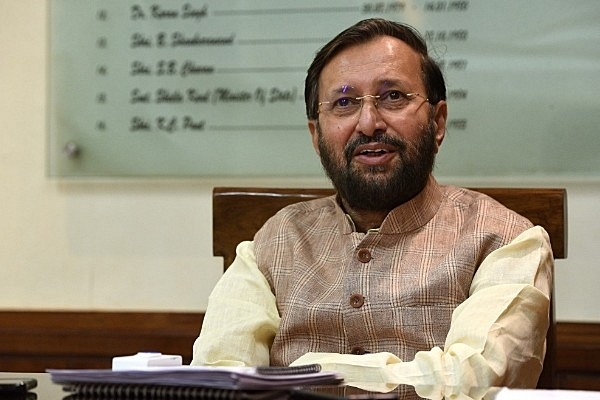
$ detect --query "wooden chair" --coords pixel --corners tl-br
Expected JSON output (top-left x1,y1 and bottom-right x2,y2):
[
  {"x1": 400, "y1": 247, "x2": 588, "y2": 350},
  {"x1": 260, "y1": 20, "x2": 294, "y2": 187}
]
[{"x1": 213, "y1": 186, "x2": 567, "y2": 389}]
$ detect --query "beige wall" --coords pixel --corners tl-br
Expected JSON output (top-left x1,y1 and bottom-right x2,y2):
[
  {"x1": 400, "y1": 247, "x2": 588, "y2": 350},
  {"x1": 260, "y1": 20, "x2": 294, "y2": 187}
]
[{"x1": 1, "y1": 1, "x2": 599, "y2": 321}]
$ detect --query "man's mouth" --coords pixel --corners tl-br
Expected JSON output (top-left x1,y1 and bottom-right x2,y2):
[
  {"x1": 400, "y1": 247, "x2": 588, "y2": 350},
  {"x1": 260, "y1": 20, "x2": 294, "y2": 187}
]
[
  {"x1": 358, "y1": 148, "x2": 390, "y2": 156},
  {"x1": 352, "y1": 143, "x2": 397, "y2": 165}
]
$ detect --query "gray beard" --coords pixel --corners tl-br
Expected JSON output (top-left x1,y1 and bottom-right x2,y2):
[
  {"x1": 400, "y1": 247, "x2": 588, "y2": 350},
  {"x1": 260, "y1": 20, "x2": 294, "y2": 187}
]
[{"x1": 317, "y1": 119, "x2": 437, "y2": 213}]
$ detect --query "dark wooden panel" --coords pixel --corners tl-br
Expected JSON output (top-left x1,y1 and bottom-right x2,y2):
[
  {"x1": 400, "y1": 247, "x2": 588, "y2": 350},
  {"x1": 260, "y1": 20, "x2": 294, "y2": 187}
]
[
  {"x1": 556, "y1": 322, "x2": 600, "y2": 390},
  {"x1": 0, "y1": 312, "x2": 598, "y2": 391},
  {"x1": 558, "y1": 374, "x2": 600, "y2": 391},
  {"x1": 0, "y1": 311, "x2": 203, "y2": 371}
]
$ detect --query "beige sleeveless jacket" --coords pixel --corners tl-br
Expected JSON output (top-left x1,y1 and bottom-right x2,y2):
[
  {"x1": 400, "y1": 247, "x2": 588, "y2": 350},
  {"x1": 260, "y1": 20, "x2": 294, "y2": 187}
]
[{"x1": 254, "y1": 177, "x2": 532, "y2": 366}]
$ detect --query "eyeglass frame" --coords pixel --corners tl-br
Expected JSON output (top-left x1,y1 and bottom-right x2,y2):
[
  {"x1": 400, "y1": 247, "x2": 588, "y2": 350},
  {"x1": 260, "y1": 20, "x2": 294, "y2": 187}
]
[{"x1": 317, "y1": 90, "x2": 430, "y2": 118}]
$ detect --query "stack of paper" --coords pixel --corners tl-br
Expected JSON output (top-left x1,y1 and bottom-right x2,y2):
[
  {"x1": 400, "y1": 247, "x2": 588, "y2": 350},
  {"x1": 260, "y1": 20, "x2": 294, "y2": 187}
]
[{"x1": 48, "y1": 365, "x2": 343, "y2": 390}]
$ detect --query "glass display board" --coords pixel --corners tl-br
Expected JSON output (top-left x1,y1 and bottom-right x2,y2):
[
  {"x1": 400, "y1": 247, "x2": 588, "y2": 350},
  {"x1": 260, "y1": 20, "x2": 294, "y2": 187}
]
[{"x1": 48, "y1": 0, "x2": 600, "y2": 178}]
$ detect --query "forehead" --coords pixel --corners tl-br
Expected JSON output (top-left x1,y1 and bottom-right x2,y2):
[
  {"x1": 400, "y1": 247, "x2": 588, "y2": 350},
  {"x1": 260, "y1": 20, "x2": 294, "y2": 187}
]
[{"x1": 319, "y1": 36, "x2": 424, "y2": 94}]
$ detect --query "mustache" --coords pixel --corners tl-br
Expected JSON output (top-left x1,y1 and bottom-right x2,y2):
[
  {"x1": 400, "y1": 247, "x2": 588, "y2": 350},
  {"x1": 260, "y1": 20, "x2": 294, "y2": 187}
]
[{"x1": 343, "y1": 134, "x2": 407, "y2": 162}]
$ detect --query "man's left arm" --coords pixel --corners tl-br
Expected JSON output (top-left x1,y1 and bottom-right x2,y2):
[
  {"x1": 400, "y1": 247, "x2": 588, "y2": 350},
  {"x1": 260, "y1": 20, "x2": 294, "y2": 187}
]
[{"x1": 292, "y1": 226, "x2": 553, "y2": 397}]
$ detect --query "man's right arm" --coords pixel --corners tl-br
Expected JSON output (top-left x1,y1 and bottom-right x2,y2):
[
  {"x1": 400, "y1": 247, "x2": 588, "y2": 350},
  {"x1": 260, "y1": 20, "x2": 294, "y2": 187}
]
[{"x1": 191, "y1": 240, "x2": 280, "y2": 367}]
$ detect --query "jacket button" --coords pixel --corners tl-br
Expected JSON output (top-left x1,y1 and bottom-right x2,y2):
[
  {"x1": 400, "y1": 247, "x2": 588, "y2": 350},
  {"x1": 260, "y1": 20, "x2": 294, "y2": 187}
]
[
  {"x1": 350, "y1": 346, "x2": 366, "y2": 355},
  {"x1": 357, "y1": 248, "x2": 372, "y2": 263},
  {"x1": 349, "y1": 294, "x2": 365, "y2": 308}
]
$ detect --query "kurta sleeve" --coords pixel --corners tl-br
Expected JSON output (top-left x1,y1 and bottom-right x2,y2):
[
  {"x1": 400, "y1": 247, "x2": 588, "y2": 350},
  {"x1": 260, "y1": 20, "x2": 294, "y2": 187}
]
[
  {"x1": 291, "y1": 226, "x2": 553, "y2": 398},
  {"x1": 191, "y1": 240, "x2": 280, "y2": 367}
]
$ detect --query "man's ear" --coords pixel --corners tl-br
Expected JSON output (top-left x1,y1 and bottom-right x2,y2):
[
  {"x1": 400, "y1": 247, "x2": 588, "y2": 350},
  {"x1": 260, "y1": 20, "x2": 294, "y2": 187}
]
[
  {"x1": 308, "y1": 119, "x2": 320, "y2": 155},
  {"x1": 432, "y1": 100, "x2": 447, "y2": 153}
]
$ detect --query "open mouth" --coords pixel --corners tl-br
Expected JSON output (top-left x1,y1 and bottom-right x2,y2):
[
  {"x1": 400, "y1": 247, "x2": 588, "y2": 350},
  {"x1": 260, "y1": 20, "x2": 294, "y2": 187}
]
[
  {"x1": 358, "y1": 148, "x2": 390, "y2": 156},
  {"x1": 352, "y1": 143, "x2": 397, "y2": 165},
  {"x1": 353, "y1": 142, "x2": 397, "y2": 156}
]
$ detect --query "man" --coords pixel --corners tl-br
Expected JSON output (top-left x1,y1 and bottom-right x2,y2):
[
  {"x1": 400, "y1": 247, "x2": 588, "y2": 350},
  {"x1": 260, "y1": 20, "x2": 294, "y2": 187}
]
[{"x1": 192, "y1": 18, "x2": 552, "y2": 397}]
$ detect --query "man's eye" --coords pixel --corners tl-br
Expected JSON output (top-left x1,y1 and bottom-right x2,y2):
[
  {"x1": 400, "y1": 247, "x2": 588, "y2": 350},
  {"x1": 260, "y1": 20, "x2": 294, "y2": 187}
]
[
  {"x1": 335, "y1": 97, "x2": 355, "y2": 107},
  {"x1": 386, "y1": 90, "x2": 405, "y2": 101}
]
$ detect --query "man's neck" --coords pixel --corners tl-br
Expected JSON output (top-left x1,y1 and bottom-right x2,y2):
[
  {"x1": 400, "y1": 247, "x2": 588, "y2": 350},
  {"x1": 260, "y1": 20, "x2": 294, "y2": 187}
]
[{"x1": 341, "y1": 200, "x2": 390, "y2": 232}]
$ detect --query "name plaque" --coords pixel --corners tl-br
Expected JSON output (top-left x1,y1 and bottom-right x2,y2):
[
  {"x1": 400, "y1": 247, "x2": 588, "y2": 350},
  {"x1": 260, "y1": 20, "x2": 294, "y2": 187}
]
[{"x1": 48, "y1": 1, "x2": 600, "y2": 177}]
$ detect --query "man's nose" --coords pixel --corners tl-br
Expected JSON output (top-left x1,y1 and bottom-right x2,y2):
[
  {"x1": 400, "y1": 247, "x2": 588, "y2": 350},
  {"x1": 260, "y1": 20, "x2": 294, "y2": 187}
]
[{"x1": 356, "y1": 98, "x2": 387, "y2": 136}]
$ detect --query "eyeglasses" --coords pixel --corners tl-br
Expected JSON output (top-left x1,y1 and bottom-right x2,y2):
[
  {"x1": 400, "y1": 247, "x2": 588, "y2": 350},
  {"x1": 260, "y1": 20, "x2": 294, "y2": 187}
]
[{"x1": 318, "y1": 90, "x2": 429, "y2": 119}]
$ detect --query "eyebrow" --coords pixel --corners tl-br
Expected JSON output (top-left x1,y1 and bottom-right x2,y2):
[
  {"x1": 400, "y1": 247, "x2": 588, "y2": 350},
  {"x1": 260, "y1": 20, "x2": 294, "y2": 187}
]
[
  {"x1": 326, "y1": 85, "x2": 359, "y2": 96},
  {"x1": 324, "y1": 79, "x2": 411, "y2": 97},
  {"x1": 378, "y1": 79, "x2": 410, "y2": 91}
]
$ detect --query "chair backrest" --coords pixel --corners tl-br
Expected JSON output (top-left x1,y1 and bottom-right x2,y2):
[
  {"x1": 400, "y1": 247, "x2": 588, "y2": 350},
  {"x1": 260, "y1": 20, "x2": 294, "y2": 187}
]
[{"x1": 212, "y1": 186, "x2": 567, "y2": 388}]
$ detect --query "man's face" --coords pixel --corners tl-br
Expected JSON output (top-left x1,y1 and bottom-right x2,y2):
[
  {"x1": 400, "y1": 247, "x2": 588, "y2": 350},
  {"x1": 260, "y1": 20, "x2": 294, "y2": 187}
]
[{"x1": 308, "y1": 36, "x2": 447, "y2": 212}]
